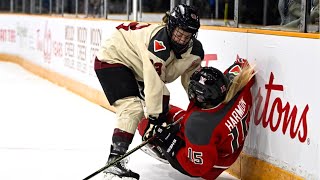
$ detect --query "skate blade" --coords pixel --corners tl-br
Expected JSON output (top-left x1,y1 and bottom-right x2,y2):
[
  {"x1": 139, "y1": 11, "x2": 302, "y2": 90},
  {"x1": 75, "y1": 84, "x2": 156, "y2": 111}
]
[
  {"x1": 103, "y1": 173, "x2": 122, "y2": 180},
  {"x1": 103, "y1": 173, "x2": 138, "y2": 180},
  {"x1": 121, "y1": 177, "x2": 138, "y2": 180},
  {"x1": 140, "y1": 146, "x2": 169, "y2": 164}
]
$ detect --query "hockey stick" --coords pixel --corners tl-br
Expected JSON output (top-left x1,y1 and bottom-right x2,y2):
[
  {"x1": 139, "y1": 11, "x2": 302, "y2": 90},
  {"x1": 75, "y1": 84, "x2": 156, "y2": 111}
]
[
  {"x1": 83, "y1": 118, "x2": 182, "y2": 180},
  {"x1": 83, "y1": 136, "x2": 156, "y2": 180}
]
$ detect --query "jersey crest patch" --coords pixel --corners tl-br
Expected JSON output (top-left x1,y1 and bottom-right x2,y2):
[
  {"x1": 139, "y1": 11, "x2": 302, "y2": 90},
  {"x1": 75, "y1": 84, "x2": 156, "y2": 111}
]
[
  {"x1": 154, "y1": 40, "x2": 166, "y2": 52},
  {"x1": 228, "y1": 65, "x2": 241, "y2": 75}
]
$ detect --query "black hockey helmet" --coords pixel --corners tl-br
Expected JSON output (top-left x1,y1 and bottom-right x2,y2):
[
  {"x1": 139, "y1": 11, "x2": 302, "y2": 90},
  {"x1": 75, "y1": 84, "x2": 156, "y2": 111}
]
[
  {"x1": 167, "y1": 4, "x2": 200, "y2": 54},
  {"x1": 188, "y1": 67, "x2": 230, "y2": 108}
]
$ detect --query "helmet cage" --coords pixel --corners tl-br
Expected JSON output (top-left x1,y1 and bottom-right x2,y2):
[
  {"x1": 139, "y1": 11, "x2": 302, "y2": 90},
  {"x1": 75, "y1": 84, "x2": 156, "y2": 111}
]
[
  {"x1": 188, "y1": 67, "x2": 229, "y2": 107},
  {"x1": 167, "y1": 4, "x2": 200, "y2": 54}
]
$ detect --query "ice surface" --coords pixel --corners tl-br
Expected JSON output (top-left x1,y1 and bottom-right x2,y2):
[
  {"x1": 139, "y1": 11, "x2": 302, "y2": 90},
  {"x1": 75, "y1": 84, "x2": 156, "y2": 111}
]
[{"x1": 0, "y1": 61, "x2": 238, "y2": 180}]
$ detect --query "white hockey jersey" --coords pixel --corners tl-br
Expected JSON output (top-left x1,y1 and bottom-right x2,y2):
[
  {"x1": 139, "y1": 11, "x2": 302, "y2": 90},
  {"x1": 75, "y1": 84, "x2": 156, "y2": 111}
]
[{"x1": 97, "y1": 22, "x2": 204, "y2": 117}]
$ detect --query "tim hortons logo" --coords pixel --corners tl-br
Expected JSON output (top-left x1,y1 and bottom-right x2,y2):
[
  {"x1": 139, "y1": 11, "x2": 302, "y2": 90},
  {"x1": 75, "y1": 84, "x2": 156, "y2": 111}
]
[{"x1": 253, "y1": 72, "x2": 309, "y2": 143}]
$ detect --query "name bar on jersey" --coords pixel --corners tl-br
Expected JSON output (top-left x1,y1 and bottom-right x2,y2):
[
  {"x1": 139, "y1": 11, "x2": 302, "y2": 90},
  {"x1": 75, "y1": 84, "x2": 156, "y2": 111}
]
[{"x1": 225, "y1": 97, "x2": 247, "y2": 131}]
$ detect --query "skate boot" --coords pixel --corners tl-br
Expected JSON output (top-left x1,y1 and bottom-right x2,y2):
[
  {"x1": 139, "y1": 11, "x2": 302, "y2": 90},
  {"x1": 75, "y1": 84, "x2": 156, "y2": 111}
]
[
  {"x1": 140, "y1": 143, "x2": 168, "y2": 164},
  {"x1": 103, "y1": 143, "x2": 140, "y2": 180}
]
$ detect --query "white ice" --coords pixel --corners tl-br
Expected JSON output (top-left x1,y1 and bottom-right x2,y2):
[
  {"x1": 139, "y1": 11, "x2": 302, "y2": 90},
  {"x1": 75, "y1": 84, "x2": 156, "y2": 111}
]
[{"x1": 0, "y1": 61, "x2": 238, "y2": 180}]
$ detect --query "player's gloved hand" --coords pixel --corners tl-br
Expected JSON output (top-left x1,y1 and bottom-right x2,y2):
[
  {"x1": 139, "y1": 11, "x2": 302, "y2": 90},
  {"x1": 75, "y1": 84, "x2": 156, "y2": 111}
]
[
  {"x1": 142, "y1": 115, "x2": 166, "y2": 141},
  {"x1": 153, "y1": 123, "x2": 184, "y2": 158},
  {"x1": 142, "y1": 96, "x2": 170, "y2": 141},
  {"x1": 235, "y1": 57, "x2": 249, "y2": 68}
]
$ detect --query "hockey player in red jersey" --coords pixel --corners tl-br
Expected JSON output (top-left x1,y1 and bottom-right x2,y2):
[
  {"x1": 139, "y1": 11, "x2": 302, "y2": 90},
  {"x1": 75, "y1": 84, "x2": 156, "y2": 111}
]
[
  {"x1": 94, "y1": 4, "x2": 204, "y2": 180},
  {"x1": 138, "y1": 58, "x2": 255, "y2": 179}
]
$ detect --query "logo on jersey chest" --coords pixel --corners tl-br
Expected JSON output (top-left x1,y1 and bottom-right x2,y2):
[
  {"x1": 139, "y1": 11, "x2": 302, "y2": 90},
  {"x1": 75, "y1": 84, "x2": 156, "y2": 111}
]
[{"x1": 154, "y1": 40, "x2": 166, "y2": 52}]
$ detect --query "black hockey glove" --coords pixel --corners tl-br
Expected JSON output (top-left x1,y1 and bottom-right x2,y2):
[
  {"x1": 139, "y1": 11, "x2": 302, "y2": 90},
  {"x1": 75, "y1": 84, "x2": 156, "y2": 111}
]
[
  {"x1": 148, "y1": 115, "x2": 165, "y2": 125},
  {"x1": 142, "y1": 115, "x2": 167, "y2": 141},
  {"x1": 153, "y1": 123, "x2": 184, "y2": 158},
  {"x1": 143, "y1": 95, "x2": 170, "y2": 140}
]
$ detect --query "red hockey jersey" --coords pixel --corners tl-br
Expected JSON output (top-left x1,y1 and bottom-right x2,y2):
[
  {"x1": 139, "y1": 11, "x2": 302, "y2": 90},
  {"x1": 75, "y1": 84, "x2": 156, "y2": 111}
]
[{"x1": 168, "y1": 62, "x2": 255, "y2": 179}]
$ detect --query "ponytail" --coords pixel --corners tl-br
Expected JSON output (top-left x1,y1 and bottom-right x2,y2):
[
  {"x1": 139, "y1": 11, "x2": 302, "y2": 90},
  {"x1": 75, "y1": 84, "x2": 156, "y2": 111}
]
[
  {"x1": 223, "y1": 64, "x2": 255, "y2": 103},
  {"x1": 162, "y1": 11, "x2": 170, "y2": 25}
]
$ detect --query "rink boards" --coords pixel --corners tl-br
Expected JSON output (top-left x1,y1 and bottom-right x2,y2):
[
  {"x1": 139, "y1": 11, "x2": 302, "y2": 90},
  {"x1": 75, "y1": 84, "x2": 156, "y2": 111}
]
[{"x1": 0, "y1": 14, "x2": 319, "y2": 180}]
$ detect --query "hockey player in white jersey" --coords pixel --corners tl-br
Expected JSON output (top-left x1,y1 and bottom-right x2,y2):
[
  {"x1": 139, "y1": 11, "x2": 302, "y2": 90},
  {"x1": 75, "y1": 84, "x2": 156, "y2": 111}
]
[{"x1": 94, "y1": 4, "x2": 204, "y2": 180}]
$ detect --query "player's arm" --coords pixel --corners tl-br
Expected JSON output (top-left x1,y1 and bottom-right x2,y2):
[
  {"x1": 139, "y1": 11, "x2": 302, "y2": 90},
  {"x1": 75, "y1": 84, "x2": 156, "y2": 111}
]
[
  {"x1": 166, "y1": 105, "x2": 187, "y2": 123},
  {"x1": 156, "y1": 131, "x2": 218, "y2": 177},
  {"x1": 181, "y1": 40, "x2": 203, "y2": 92},
  {"x1": 135, "y1": 41, "x2": 167, "y2": 119},
  {"x1": 153, "y1": 116, "x2": 218, "y2": 177},
  {"x1": 180, "y1": 57, "x2": 201, "y2": 93},
  {"x1": 174, "y1": 143, "x2": 218, "y2": 177}
]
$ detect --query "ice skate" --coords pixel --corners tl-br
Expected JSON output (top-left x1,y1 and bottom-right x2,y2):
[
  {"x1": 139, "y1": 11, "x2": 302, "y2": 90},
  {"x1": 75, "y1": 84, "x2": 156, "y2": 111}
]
[
  {"x1": 102, "y1": 154, "x2": 140, "y2": 180},
  {"x1": 103, "y1": 173, "x2": 139, "y2": 180}
]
